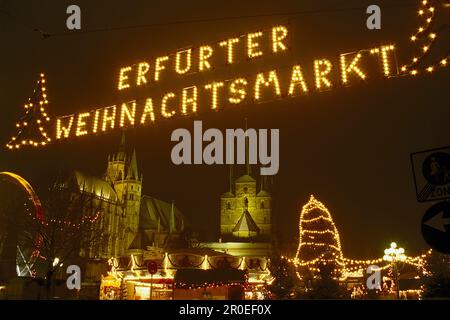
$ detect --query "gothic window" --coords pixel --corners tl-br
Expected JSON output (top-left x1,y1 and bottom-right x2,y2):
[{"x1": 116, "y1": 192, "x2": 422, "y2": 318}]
[
  {"x1": 260, "y1": 201, "x2": 264, "y2": 209},
  {"x1": 118, "y1": 171, "x2": 123, "y2": 180},
  {"x1": 243, "y1": 187, "x2": 248, "y2": 193},
  {"x1": 226, "y1": 202, "x2": 231, "y2": 210}
]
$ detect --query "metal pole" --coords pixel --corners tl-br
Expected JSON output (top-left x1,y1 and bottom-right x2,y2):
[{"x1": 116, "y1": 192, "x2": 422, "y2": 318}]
[
  {"x1": 394, "y1": 261, "x2": 400, "y2": 300},
  {"x1": 150, "y1": 274, "x2": 153, "y2": 300}
]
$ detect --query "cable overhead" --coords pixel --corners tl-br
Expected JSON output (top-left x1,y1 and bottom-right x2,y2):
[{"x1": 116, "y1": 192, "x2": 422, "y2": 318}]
[{"x1": 2, "y1": 0, "x2": 418, "y2": 38}]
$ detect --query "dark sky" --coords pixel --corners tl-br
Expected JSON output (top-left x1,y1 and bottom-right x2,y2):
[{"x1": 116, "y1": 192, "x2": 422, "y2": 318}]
[{"x1": 0, "y1": 0, "x2": 449, "y2": 259}]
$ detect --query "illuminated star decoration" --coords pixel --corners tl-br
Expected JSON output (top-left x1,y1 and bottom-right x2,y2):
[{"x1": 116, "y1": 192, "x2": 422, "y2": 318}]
[
  {"x1": 6, "y1": 73, "x2": 52, "y2": 150},
  {"x1": 400, "y1": 0, "x2": 449, "y2": 75}
]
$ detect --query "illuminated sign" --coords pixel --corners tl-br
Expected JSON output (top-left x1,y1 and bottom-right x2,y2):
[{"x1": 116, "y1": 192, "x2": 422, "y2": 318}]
[
  {"x1": 5, "y1": 0, "x2": 448, "y2": 150},
  {"x1": 59, "y1": 25, "x2": 397, "y2": 140}
]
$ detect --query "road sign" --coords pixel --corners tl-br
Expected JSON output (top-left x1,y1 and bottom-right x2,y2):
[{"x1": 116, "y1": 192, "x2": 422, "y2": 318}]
[
  {"x1": 421, "y1": 201, "x2": 450, "y2": 254},
  {"x1": 147, "y1": 260, "x2": 158, "y2": 275},
  {"x1": 411, "y1": 146, "x2": 450, "y2": 202}
]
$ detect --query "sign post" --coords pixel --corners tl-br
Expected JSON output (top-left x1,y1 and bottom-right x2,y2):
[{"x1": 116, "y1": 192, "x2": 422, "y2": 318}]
[
  {"x1": 412, "y1": 146, "x2": 450, "y2": 254},
  {"x1": 411, "y1": 146, "x2": 450, "y2": 202}
]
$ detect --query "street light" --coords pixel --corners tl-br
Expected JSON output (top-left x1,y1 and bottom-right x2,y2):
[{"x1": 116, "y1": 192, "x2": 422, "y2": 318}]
[
  {"x1": 52, "y1": 257, "x2": 60, "y2": 267},
  {"x1": 383, "y1": 242, "x2": 406, "y2": 299}
]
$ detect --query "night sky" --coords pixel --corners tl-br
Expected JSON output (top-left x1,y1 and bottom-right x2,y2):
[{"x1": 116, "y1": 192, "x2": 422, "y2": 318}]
[{"x1": 0, "y1": 0, "x2": 449, "y2": 259}]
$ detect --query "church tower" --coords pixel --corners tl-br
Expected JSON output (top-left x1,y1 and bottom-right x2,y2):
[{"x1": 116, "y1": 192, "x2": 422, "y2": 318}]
[
  {"x1": 220, "y1": 121, "x2": 272, "y2": 241},
  {"x1": 105, "y1": 132, "x2": 143, "y2": 253},
  {"x1": 221, "y1": 168, "x2": 272, "y2": 240},
  {"x1": 105, "y1": 132, "x2": 127, "y2": 184}
]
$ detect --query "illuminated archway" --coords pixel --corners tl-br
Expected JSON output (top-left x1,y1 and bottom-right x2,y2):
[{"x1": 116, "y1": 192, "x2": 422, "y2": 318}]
[
  {"x1": 0, "y1": 172, "x2": 43, "y2": 222},
  {"x1": 0, "y1": 172, "x2": 44, "y2": 277}
]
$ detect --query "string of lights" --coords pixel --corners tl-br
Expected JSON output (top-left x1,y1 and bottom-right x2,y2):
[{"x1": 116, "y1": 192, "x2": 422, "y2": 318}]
[
  {"x1": 400, "y1": 0, "x2": 449, "y2": 75},
  {"x1": 25, "y1": 204, "x2": 101, "y2": 229},
  {"x1": 174, "y1": 280, "x2": 249, "y2": 290}
]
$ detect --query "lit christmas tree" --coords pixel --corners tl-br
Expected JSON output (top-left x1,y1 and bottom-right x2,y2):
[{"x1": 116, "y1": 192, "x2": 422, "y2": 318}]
[
  {"x1": 6, "y1": 73, "x2": 52, "y2": 150},
  {"x1": 421, "y1": 250, "x2": 450, "y2": 298},
  {"x1": 268, "y1": 256, "x2": 299, "y2": 299},
  {"x1": 294, "y1": 195, "x2": 344, "y2": 276}
]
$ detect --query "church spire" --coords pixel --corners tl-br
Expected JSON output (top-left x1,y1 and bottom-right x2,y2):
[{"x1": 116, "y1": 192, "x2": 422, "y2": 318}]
[
  {"x1": 229, "y1": 163, "x2": 233, "y2": 193},
  {"x1": 227, "y1": 137, "x2": 234, "y2": 193},
  {"x1": 245, "y1": 118, "x2": 251, "y2": 176},
  {"x1": 127, "y1": 148, "x2": 139, "y2": 180},
  {"x1": 260, "y1": 176, "x2": 269, "y2": 192},
  {"x1": 116, "y1": 131, "x2": 126, "y2": 161},
  {"x1": 170, "y1": 201, "x2": 175, "y2": 233},
  {"x1": 120, "y1": 130, "x2": 126, "y2": 148}
]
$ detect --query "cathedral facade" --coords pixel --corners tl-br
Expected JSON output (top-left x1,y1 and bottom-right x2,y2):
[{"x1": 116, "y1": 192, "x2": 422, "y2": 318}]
[{"x1": 66, "y1": 134, "x2": 185, "y2": 259}]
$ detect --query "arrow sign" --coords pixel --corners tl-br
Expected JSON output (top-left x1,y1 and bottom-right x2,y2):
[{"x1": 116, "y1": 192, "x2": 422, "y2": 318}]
[
  {"x1": 421, "y1": 201, "x2": 450, "y2": 254},
  {"x1": 424, "y1": 211, "x2": 450, "y2": 232}
]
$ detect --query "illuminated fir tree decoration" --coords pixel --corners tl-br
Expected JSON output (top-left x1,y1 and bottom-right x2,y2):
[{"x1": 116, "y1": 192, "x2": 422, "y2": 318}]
[
  {"x1": 400, "y1": 0, "x2": 449, "y2": 74},
  {"x1": 6, "y1": 73, "x2": 52, "y2": 150},
  {"x1": 287, "y1": 196, "x2": 434, "y2": 283},
  {"x1": 294, "y1": 195, "x2": 344, "y2": 271}
]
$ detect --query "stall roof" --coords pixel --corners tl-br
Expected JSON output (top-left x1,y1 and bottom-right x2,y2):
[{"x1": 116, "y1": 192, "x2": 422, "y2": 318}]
[{"x1": 167, "y1": 248, "x2": 233, "y2": 257}]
